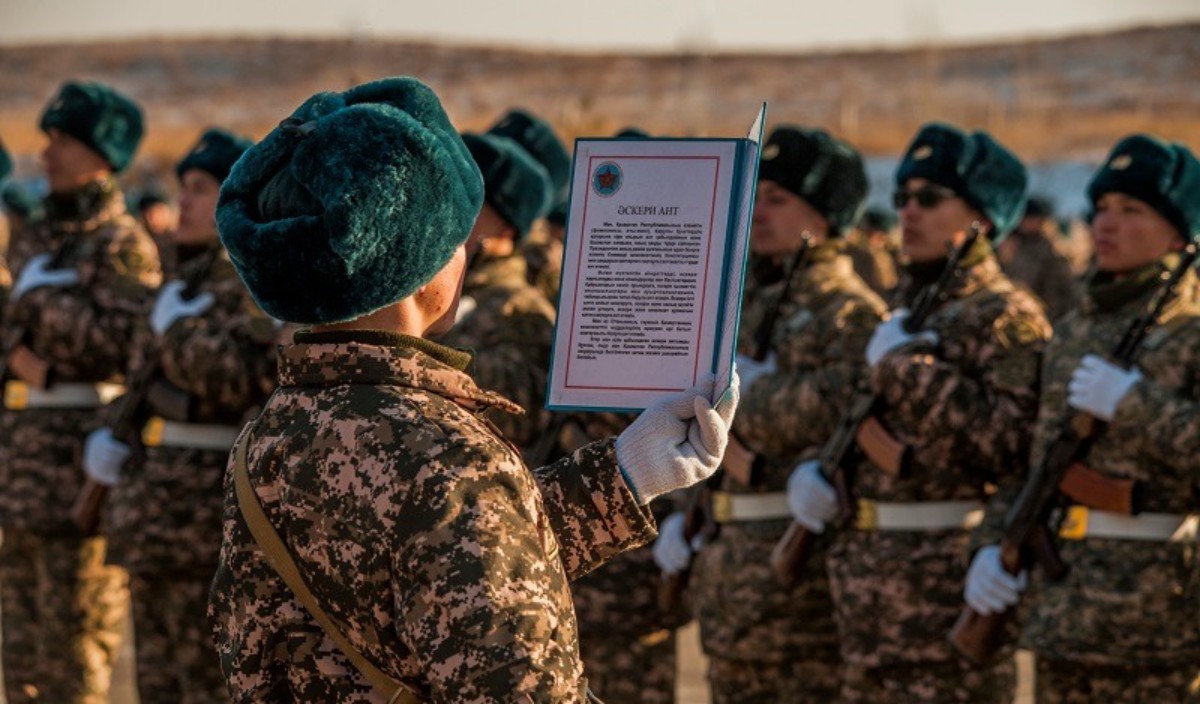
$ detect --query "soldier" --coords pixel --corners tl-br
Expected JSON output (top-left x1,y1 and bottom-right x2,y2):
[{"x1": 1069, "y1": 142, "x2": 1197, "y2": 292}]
[
  {"x1": 489, "y1": 109, "x2": 572, "y2": 303},
  {"x1": 80, "y1": 127, "x2": 272, "y2": 703},
  {"x1": 653, "y1": 126, "x2": 885, "y2": 702},
  {"x1": 846, "y1": 206, "x2": 901, "y2": 298},
  {"x1": 787, "y1": 122, "x2": 1051, "y2": 702},
  {"x1": 208, "y1": 77, "x2": 737, "y2": 702},
  {"x1": 996, "y1": 194, "x2": 1081, "y2": 321},
  {"x1": 0, "y1": 80, "x2": 161, "y2": 703},
  {"x1": 436, "y1": 131, "x2": 556, "y2": 456},
  {"x1": 965, "y1": 134, "x2": 1200, "y2": 703},
  {"x1": 0, "y1": 139, "x2": 14, "y2": 308},
  {"x1": 3, "y1": 182, "x2": 45, "y2": 238}
]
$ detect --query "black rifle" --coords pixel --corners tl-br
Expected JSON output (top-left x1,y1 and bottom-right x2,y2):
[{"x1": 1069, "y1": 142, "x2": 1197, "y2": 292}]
[
  {"x1": 949, "y1": 242, "x2": 1200, "y2": 664},
  {"x1": 770, "y1": 222, "x2": 986, "y2": 586}
]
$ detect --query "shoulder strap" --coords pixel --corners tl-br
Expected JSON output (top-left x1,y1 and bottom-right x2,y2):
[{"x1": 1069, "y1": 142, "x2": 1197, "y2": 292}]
[{"x1": 232, "y1": 422, "x2": 420, "y2": 704}]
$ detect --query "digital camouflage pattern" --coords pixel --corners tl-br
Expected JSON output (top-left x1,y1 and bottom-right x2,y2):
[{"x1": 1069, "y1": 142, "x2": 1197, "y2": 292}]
[
  {"x1": 1036, "y1": 658, "x2": 1199, "y2": 704},
  {"x1": 0, "y1": 177, "x2": 159, "y2": 704},
  {"x1": 694, "y1": 243, "x2": 885, "y2": 701},
  {"x1": 976, "y1": 258, "x2": 1200, "y2": 677},
  {"x1": 579, "y1": 630, "x2": 675, "y2": 704},
  {"x1": 520, "y1": 223, "x2": 564, "y2": 302},
  {"x1": 0, "y1": 529, "x2": 129, "y2": 703},
  {"x1": 439, "y1": 250, "x2": 557, "y2": 456},
  {"x1": 210, "y1": 331, "x2": 656, "y2": 703},
  {"x1": 707, "y1": 656, "x2": 841, "y2": 704},
  {"x1": 129, "y1": 573, "x2": 228, "y2": 703},
  {"x1": 827, "y1": 240, "x2": 1049, "y2": 699},
  {"x1": 103, "y1": 245, "x2": 277, "y2": 703},
  {"x1": 105, "y1": 245, "x2": 278, "y2": 574},
  {"x1": 844, "y1": 229, "x2": 900, "y2": 299},
  {"x1": 997, "y1": 228, "x2": 1081, "y2": 322},
  {"x1": 841, "y1": 658, "x2": 1015, "y2": 703}
]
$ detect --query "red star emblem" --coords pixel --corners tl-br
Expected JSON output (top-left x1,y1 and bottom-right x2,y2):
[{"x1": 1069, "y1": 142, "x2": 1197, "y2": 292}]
[{"x1": 597, "y1": 168, "x2": 617, "y2": 189}]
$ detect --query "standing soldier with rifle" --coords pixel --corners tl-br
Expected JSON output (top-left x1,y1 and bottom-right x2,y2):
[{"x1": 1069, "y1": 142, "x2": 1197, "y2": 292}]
[
  {"x1": 654, "y1": 126, "x2": 885, "y2": 702},
  {"x1": 0, "y1": 80, "x2": 162, "y2": 703},
  {"x1": 784, "y1": 122, "x2": 1050, "y2": 702},
  {"x1": 962, "y1": 134, "x2": 1200, "y2": 703},
  {"x1": 77, "y1": 128, "x2": 277, "y2": 703}
]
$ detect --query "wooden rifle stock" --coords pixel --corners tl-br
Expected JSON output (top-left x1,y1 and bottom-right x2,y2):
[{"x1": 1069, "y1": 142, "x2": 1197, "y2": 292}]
[
  {"x1": 657, "y1": 485, "x2": 710, "y2": 613},
  {"x1": 854, "y1": 416, "x2": 911, "y2": 477},
  {"x1": 1058, "y1": 463, "x2": 1137, "y2": 515},
  {"x1": 949, "y1": 244, "x2": 1200, "y2": 665}
]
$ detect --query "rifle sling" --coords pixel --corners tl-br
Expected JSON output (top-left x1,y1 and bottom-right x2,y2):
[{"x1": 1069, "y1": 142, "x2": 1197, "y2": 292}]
[{"x1": 232, "y1": 422, "x2": 420, "y2": 704}]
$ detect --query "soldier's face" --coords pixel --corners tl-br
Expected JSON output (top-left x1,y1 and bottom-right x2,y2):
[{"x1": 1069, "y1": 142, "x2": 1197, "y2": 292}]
[
  {"x1": 420, "y1": 244, "x2": 468, "y2": 336},
  {"x1": 175, "y1": 169, "x2": 220, "y2": 246},
  {"x1": 751, "y1": 181, "x2": 828, "y2": 257},
  {"x1": 41, "y1": 129, "x2": 111, "y2": 194},
  {"x1": 465, "y1": 203, "x2": 516, "y2": 262},
  {"x1": 897, "y1": 178, "x2": 985, "y2": 263},
  {"x1": 1090, "y1": 192, "x2": 1183, "y2": 274}
]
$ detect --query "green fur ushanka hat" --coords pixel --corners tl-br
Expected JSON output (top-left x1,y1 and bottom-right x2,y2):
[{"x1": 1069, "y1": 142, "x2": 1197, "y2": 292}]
[
  {"x1": 2, "y1": 183, "x2": 43, "y2": 221},
  {"x1": 39, "y1": 81, "x2": 144, "y2": 173},
  {"x1": 217, "y1": 77, "x2": 484, "y2": 325},
  {"x1": 488, "y1": 109, "x2": 571, "y2": 196},
  {"x1": 895, "y1": 122, "x2": 1027, "y2": 240},
  {"x1": 176, "y1": 128, "x2": 254, "y2": 184},
  {"x1": 0, "y1": 139, "x2": 11, "y2": 184},
  {"x1": 462, "y1": 132, "x2": 552, "y2": 240},
  {"x1": 1087, "y1": 134, "x2": 1200, "y2": 241},
  {"x1": 758, "y1": 126, "x2": 868, "y2": 234}
]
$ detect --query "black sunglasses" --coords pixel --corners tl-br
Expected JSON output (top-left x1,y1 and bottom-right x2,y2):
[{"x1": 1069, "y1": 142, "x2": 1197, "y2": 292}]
[{"x1": 892, "y1": 184, "x2": 957, "y2": 209}]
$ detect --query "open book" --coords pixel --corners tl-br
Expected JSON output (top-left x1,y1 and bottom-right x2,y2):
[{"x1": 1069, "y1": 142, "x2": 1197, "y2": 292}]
[{"x1": 546, "y1": 105, "x2": 766, "y2": 411}]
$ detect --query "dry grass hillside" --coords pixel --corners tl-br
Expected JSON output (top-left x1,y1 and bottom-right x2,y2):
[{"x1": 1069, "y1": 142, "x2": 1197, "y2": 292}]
[{"x1": 0, "y1": 23, "x2": 1197, "y2": 181}]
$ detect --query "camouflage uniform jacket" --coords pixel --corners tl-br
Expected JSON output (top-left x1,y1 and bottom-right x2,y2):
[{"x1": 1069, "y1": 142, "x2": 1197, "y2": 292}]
[
  {"x1": 989, "y1": 259, "x2": 1200, "y2": 667},
  {"x1": 999, "y1": 230, "x2": 1081, "y2": 322},
  {"x1": 210, "y1": 330, "x2": 656, "y2": 703},
  {"x1": 695, "y1": 243, "x2": 886, "y2": 663},
  {"x1": 441, "y1": 251, "x2": 557, "y2": 456},
  {"x1": 0, "y1": 178, "x2": 160, "y2": 533},
  {"x1": 105, "y1": 245, "x2": 278, "y2": 574},
  {"x1": 828, "y1": 241, "x2": 1051, "y2": 667}
]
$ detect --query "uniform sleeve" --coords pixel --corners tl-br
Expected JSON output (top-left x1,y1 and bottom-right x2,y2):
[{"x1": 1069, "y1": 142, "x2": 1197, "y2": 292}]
[
  {"x1": 531, "y1": 437, "x2": 657, "y2": 580},
  {"x1": 1110, "y1": 376, "x2": 1200, "y2": 478},
  {"x1": 733, "y1": 299, "x2": 882, "y2": 458},
  {"x1": 21, "y1": 230, "x2": 160, "y2": 379},
  {"x1": 871, "y1": 300, "x2": 1048, "y2": 480}
]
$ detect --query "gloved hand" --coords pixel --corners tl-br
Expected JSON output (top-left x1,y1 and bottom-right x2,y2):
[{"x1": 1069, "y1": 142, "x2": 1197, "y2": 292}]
[
  {"x1": 83, "y1": 428, "x2": 131, "y2": 487},
  {"x1": 150, "y1": 280, "x2": 216, "y2": 335},
  {"x1": 1067, "y1": 354, "x2": 1143, "y2": 422},
  {"x1": 786, "y1": 459, "x2": 839, "y2": 533},
  {"x1": 652, "y1": 512, "x2": 693, "y2": 574},
  {"x1": 11, "y1": 254, "x2": 79, "y2": 303},
  {"x1": 735, "y1": 352, "x2": 777, "y2": 391},
  {"x1": 616, "y1": 372, "x2": 739, "y2": 504},
  {"x1": 865, "y1": 309, "x2": 939, "y2": 368},
  {"x1": 964, "y1": 545, "x2": 1028, "y2": 615}
]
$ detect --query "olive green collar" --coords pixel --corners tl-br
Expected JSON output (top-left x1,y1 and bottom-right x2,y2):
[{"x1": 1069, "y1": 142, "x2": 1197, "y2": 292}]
[
  {"x1": 1085, "y1": 254, "x2": 1180, "y2": 314},
  {"x1": 294, "y1": 329, "x2": 473, "y2": 372}
]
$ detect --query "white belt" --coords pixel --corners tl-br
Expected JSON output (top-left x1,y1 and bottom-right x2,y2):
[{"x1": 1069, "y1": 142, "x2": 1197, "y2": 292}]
[
  {"x1": 712, "y1": 491, "x2": 790, "y2": 523},
  {"x1": 4, "y1": 381, "x2": 124, "y2": 410},
  {"x1": 1059, "y1": 506, "x2": 1199, "y2": 543},
  {"x1": 141, "y1": 417, "x2": 241, "y2": 451},
  {"x1": 856, "y1": 499, "x2": 984, "y2": 532}
]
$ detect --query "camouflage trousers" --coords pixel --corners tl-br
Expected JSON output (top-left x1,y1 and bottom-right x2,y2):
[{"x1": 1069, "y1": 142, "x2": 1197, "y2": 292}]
[
  {"x1": 129, "y1": 571, "x2": 227, "y2": 704},
  {"x1": 1036, "y1": 657, "x2": 1200, "y2": 703},
  {"x1": 707, "y1": 655, "x2": 842, "y2": 704},
  {"x1": 580, "y1": 627, "x2": 676, "y2": 703},
  {"x1": 0, "y1": 530, "x2": 128, "y2": 703},
  {"x1": 841, "y1": 655, "x2": 1016, "y2": 703}
]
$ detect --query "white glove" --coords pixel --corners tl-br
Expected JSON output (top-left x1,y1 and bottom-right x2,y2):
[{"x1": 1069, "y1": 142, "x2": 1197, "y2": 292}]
[
  {"x1": 652, "y1": 512, "x2": 693, "y2": 574},
  {"x1": 82, "y1": 428, "x2": 132, "y2": 487},
  {"x1": 866, "y1": 309, "x2": 939, "y2": 368},
  {"x1": 964, "y1": 545, "x2": 1028, "y2": 615},
  {"x1": 151, "y1": 280, "x2": 216, "y2": 335},
  {"x1": 616, "y1": 372, "x2": 739, "y2": 504},
  {"x1": 1067, "y1": 354, "x2": 1143, "y2": 422},
  {"x1": 735, "y1": 352, "x2": 777, "y2": 391},
  {"x1": 786, "y1": 459, "x2": 839, "y2": 533},
  {"x1": 11, "y1": 254, "x2": 79, "y2": 302}
]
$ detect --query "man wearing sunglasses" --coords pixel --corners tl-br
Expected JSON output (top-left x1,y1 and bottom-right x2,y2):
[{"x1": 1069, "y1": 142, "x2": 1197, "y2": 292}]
[{"x1": 787, "y1": 122, "x2": 1052, "y2": 702}]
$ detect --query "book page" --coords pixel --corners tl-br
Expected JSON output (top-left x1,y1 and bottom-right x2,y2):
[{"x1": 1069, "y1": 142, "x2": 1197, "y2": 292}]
[{"x1": 548, "y1": 138, "x2": 742, "y2": 411}]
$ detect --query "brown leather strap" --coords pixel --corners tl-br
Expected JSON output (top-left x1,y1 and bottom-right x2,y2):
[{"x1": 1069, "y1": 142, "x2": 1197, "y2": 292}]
[{"x1": 232, "y1": 422, "x2": 420, "y2": 704}]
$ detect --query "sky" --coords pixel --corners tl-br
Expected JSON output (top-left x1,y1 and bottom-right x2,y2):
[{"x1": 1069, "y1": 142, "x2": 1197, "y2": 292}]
[{"x1": 2, "y1": 0, "x2": 1199, "y2": 51}]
